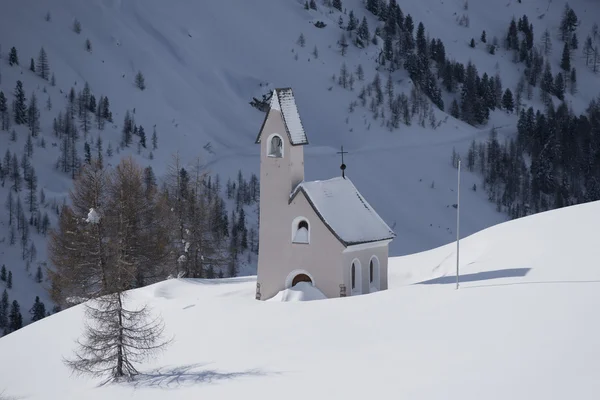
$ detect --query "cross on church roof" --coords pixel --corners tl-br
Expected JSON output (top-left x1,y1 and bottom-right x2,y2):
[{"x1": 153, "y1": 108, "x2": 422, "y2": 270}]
[{"x1": 337, "y1": 145, "x2": 348, "y2": 179}]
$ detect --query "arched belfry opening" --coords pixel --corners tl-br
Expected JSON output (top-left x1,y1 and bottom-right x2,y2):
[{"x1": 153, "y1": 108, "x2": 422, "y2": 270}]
[
  {"x1": 292, "y1": 217, "x2": 310, "y2": 244},
  {"x1": 268, "y1": 134, "x2": 283, "y2": 158}
]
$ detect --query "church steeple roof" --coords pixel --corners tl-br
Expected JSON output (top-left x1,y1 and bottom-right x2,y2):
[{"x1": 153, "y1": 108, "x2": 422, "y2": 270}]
[{"x1": 255, "y1": 88, "x2": 309, "y2": 146}]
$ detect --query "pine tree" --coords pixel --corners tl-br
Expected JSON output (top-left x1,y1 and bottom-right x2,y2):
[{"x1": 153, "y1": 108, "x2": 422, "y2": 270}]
[
  {"x1": 86, "y1": 38, "x2": 92, "y2": 52},
  {"x1": 13, "y1": 80, "x2": 27, "y2": 125},
  {"x1": 73, "y1": 19, "x2": 82, "y2": 34},
  {"x1": 540, "y1": 62, "x2": 554, "y2": 104},
  {"x1": 569, "y1": 67, "x2": 577, "y2": 94},
  {"x1": 357, "y1": 17, "x2": 370, "y2": 44},
  {"x1": 122, "y1": 110, "x2": 133, "y2": 146},
  {"x1": 29, "y1": 58, "x2": 35, "y2": 73},
  {"x1": 151, "y1": 126, "x2": 158, "y2": 150},
  {"x1": 28, "y1": 92, "x2": 40, "y2": 137},
  {"x1": 84, "y1": 142, "x2": 91, "y2": 164},
  {"x1": 332, "y1": 0, "x2": 342, "y2": 11},
  {"x1": 571, "y1": 32, "x2": 578, "y2": 50},
  {"x1": 8, "y1": 300, "x2": 22, "y2": 332},
  {"x1": 0, "y1": 289, "x2": 8, "y2": 330},
  {"x1": 554, "y1": 72, "x2": 565, "y2": 100},
  {"x1": 10, "y1": 153, "x2": 21, "y2": 192},
  {"x1": 0, "y1": 91, "x2": 10, "y2": 131},
  {"x1": 26, "y1": 166, "x2": 38, "y2": 213},
  {"x1": 469, "y1": 38, "x2": 475, "y2": 48},
  {"x1": 560, "y1": 41, "x2": 571, "y2": 72},
  {"x1": 37, "y1": 47, "x2": 50, "y2": 80},
  {"x1": 309, "y1": 0, "x2": 317, "y2": 10},
  {"x1": 35, "y1": 266, "x2": 43, "y2": 283},
  {"x1": 297, "y1": 33, "x2": 306, "y2": 47},
  {"x1": 135, "y1": 71, "x2": 146, "y2": 90},
  {"x1": 481, "y1": 30, "x2": 487, "y2": 43},
  {"x1": 541, "y1": 28, "x2": 552, "y2": 55},
  {"x1": 7, "y1": 271, "x2": 12, "y2": 289},
  {"x1": 502, "y1": 88, "x2": 514, "y2": 113},
  {"x1": 339, "y1": 33, "x2": 348, "y2": 56},
  {"x1": 29, "y1": 296, "x2": 46, "y2": 322},
  {"x1": 139, "y1": 126, "x2": 146, "y2": 148},
  {"x1": 0, "y1": 266, "x2": 6, "y2": 282},
  {"x1": 24, "y1": 134, "x2": 34, "y2": 158},
  {"x1": 8, "y1": 47, "x2": 19, "y2": 66}
]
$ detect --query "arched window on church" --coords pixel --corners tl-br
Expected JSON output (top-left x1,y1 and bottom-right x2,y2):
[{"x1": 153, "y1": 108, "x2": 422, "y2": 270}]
[
  {"x1": 292, "y1": 218, "x2": 309, "y2": 244},
  {"x1": 268, "y1": 134, "x2": 283, "y2": 158},
  {"x1": 351, "y1": 259, "x2": 362, "y2": 295},
  {"x1": 369, "y1": 256, "x2": 380, "y2": 293}
]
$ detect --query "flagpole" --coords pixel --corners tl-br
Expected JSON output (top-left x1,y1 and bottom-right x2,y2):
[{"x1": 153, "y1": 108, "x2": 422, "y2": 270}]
[{"x1": 456, "y1": 158, "x2": 461, "y2": 290}]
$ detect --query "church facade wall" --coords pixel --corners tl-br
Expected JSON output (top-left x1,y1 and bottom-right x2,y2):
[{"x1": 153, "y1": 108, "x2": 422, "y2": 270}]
[{"x1": 342, "y1": 242, "x2": 390, "y2": 295}]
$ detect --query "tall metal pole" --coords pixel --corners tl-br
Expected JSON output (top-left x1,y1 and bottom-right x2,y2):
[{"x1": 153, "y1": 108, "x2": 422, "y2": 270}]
[{"x1": 456, "y1": 158, "x2": 461, "y2": 290}]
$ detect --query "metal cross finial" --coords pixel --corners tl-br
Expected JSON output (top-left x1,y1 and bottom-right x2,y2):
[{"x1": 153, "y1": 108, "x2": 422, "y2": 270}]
[{"x1": 337, "y1": 146, "x2": 348, "y2": 178}]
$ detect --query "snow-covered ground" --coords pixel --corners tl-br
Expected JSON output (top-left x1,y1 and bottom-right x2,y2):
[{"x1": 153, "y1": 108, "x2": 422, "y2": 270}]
[{"x1": 1, "y1": 200, "x2": 599, "y2": 399}]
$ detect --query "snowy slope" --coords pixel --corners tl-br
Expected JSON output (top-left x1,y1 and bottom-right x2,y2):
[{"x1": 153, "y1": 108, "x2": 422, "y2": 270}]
[
  {"x1": 1, "y1": 0, "x2": 599, "y2": 327},
  {"x1": 1, "y1": 200, "x2": 599, "y2": 399}
]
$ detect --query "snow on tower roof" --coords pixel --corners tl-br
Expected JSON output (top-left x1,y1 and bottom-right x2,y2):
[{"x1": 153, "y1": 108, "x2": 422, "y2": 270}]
[
  {"x1": 290, "y1": 176, "x2": 396, "y2": 246},
  {"x1": 255, "y1": 88, "x2": 309, "y2": 146}
]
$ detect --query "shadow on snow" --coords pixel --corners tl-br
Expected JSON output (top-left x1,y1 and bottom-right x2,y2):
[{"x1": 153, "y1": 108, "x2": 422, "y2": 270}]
[
  {"x1": 126, "y1": 363, "x2": 277, "y2": 389},
  {"x1": 414, "y1": 268, "x2": 532, "y2": 285}
]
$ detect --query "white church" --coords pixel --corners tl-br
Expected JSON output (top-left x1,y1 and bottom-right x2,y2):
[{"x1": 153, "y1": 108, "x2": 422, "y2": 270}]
[{"x1": 255, "y1": 88, "x2": 396, "y2": 301}]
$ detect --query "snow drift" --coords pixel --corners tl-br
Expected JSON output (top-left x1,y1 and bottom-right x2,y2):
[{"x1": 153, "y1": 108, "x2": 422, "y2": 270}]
[{"x1": 268, "y1": 281, "x2": 327, "y2": 302}]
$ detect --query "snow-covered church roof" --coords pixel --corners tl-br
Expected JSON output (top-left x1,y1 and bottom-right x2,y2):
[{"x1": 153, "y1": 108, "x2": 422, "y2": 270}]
[
  {"x1": 256, "y1": 88, "x2": 309, "y2": 146},
  {"x1": 290, "y1": 177, "x2": 396, "y2": 246}
]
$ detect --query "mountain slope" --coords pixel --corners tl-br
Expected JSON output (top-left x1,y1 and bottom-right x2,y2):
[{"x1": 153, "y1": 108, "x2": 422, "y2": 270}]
[
  {"x1": 0, "y1": 200, "x2": 599, "y2": 399},
  {"x1": 1, "y1": 0, "x2": 599, "y2": 330}
]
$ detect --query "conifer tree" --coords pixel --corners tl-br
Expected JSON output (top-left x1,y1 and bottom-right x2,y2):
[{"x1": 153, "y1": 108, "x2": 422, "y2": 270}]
[
  {"x1": 554, "y1": 72, "x2": 565, "y2": 100},
  {"x1": 8, "y1": 300, "x2": 22, "y2": 332},
  {"x1": 13, "y1": 80, "x2": 27, "y2": 125},
  {"x1": 0, "y1": 91, "x2": 10, "y2": 131},
  {"x1": 29, "y1": 58, "x2": 35, "y2": 73},
  {"x1": 0, "y1": 289, "x2": 8, "y2": 330},
  {"x1": 9, "y1": 47, "x2": 19, "y2": 66},
  {"x1": 569, "y1": 67, "x2": 577, "y2": 94},
  {"x1": 7, "y1": 271, "x2": 12, "y2": 289},
  {"x1": 26, "y1": 166, "x2": 38, "y2": 213},
  {"x1": 30, "y1": 296, "x2": 46, "y2": 322},
  {"x1": 560, "y1": 41, "x2": 571, "y2": 72},
  {"x1": 37, "y1": 47, "x2": 50, "y2": 80},
  {"x1": 135, "y1": 71, "x2": 146, "y2": 90},
  {"x1": 35, "y1": 266, "x2": 43, "y2": 283},
  {"x1": 309, "y1": 0, "x2": 317, "y2": 10},
  {"x1": 152, "y1": 126, "x2": 158, "y2": 149},
  {"x1": 502, "y1": 88, "x2": 514, "y2": 113},
  {"x1": 541, "y1": 28, "x2": 552, "y2": 55},
  {"x1": 84, "y1": 142, "x2": 91, "y2": 164},
  {"x1": 0, "y1": 266, "x2": 5, "y2": 282},
  {"x1": 333, "y1": 0, "x2": 342, "y2": 11},
  {"x1": 357, "y1": 17, "x2": 370, "y2": 43},
  {"x1": 481, "y1": 30, "x2": 487, "y2": 43},
  {"x1": 28, "y1": 92, "x2": 41, "y2": 137},
  {"x1": 139, "y1": 126, "x2": 146, "y2": 148}
]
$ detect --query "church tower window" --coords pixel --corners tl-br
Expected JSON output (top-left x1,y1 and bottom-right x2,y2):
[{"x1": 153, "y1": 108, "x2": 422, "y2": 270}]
[
  {"x1": 292, "y1": 217, "x2": 310, "y2": 244},
  {"x1": 268, "y1": 134, "x2": 283, "y2": 158}
]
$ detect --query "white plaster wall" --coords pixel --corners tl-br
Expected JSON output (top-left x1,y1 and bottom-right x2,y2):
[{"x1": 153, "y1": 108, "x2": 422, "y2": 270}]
[{"x1": 342, "y1": 243, "x2": 389, "y2": 295}]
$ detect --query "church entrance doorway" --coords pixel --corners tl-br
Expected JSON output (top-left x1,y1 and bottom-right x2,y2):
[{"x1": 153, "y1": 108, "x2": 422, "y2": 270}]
[{"x1": 291, "y1": 273, "x2": 312, "y2": 287}]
